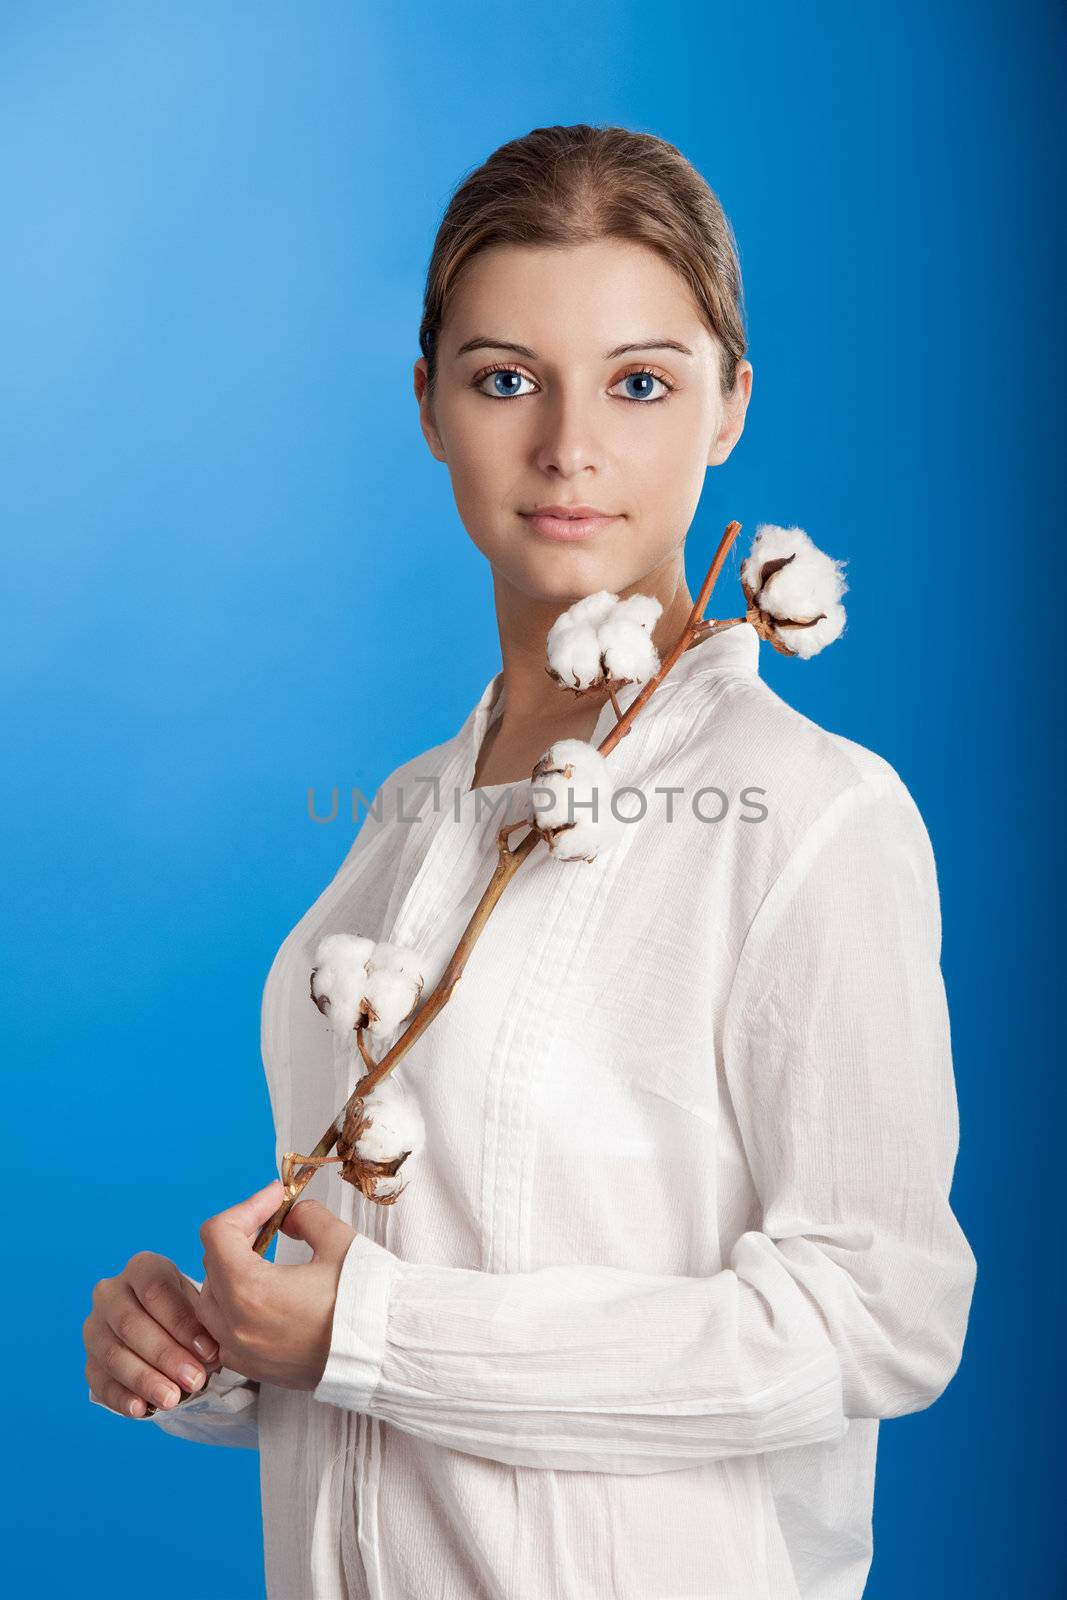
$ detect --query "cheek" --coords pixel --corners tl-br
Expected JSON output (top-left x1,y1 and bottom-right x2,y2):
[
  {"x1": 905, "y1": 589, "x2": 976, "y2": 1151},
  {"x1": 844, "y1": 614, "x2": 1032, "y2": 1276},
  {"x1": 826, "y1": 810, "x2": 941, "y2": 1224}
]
[
  {"x1": 626, "y1": 418, "x2": 706, "y2": 516},
  {"x1": 441, "y1": 417, "x2": 509, "y2": 507},
  {"x1": 445, "y1": 423, "x2": 530, "y2": 545}
]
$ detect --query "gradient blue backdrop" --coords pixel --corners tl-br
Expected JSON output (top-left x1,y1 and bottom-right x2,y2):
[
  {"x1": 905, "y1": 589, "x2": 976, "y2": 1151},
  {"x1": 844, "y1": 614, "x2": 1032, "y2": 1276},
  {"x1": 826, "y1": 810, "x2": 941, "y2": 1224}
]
[{"x1": 3, "y1": 3, "x2": 1062, "y2": 1595}]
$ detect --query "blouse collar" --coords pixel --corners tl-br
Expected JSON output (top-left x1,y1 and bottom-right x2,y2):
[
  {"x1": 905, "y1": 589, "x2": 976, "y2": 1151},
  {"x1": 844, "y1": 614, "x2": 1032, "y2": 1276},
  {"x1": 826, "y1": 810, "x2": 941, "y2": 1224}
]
[{"x1": 455, "y1": 621, "x2": 761, "y2": 794}]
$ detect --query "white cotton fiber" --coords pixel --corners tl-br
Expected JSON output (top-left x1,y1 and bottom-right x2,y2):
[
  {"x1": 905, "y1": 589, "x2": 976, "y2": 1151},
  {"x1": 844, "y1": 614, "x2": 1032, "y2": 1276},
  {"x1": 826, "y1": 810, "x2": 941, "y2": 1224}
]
[
  {"x1": 545, "y1": 590, "x2": 618, "y2": 684},
  {"x1": 546, "y1": 621, "x2": 604, "y2": 690},
  {"x1": 610, "y1": 593, "x2": 662, "y2": 633},
  {"x1": 546, "y1": 590, "x2": 662, "y2": 690},
  {"x1": 311, "y1": 933, "x2": 375, "y2": 1039},
  {"x1": 741, "y1": 524, "x2": 849, "y2": 658},
  {"x1": 372, "y1": 1174, "x2": 406, "y2": 1200},
  {"x1": 564, "y1": 590, "x2": 619, "y2": 627},
  {"x1": 313, "y1": 933, "x2": 376, "y2": 975},
  {"x1": 367, "y1": 941, "x2": 424, "y2": 986},
  {"x1": 754, "y1": 530, "x2": 847, "y2": 617},
  {"x1": 527, "y1": 737, "x2": 627, "y2": 860},
  {"x1": 597, "y1": 616, "x2": 660, "y2": 685},
  {"x1": 740, "y1": 524, "x2": 809, "y2": 598},
  {"x1": 775, "y1": 601, "x2": 848, "y2": 658},
  {"x1": 544, "y1": 811, "x2": 627, "y2": 861},
  {"x1": 362, "y1": 967, "x2": 421, "y2": 1038},
  {"x1": 362, "y1": 942, "x2": 423, "y2": 1035},
  {"x1": 354, "y1": 1079, "x2": 426, "y2": 1163},
  {"x1": 311, "y1": 934, "x2": 423, "y2": 1039}
]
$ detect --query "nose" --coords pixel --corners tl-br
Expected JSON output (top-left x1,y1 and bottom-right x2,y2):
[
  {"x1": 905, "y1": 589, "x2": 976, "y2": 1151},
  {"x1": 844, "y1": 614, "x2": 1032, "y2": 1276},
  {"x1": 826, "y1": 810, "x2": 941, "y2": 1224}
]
[{"x1": 533, "y1": 387, "x2": 603, "y2": 480}]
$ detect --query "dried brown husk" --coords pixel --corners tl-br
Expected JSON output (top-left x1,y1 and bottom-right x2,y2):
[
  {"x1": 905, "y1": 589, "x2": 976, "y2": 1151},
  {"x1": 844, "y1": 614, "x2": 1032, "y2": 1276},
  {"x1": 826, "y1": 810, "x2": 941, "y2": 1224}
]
[
  {"x1": 528, "y1": 749, "x2": 600, "y2": 861},
  {"x1": 335, "y1": 1095, "x2": 412, "y2": 1207},
  {"x1": 544, "y1": 661, "x2": 639, "y2": 695},
  {"x1": 741, "y1": 554, "x2": 827, "y2": 658}
]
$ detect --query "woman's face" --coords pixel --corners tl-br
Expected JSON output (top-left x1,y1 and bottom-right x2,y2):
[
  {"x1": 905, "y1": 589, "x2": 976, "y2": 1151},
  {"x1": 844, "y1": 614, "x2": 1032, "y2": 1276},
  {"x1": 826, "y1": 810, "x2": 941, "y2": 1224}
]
[{"x1": 414, "y1": 237, "x2": 752, "y2": 606}]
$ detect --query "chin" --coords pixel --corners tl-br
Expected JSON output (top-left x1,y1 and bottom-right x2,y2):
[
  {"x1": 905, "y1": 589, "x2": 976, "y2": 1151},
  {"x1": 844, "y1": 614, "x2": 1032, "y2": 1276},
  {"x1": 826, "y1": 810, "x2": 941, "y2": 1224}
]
[
  {"x1": 514, "y1": 531, "x2": 645, "y2": 591},
  {"x1": 509, "y1": 551, "x2": 627, "y2": 606}
]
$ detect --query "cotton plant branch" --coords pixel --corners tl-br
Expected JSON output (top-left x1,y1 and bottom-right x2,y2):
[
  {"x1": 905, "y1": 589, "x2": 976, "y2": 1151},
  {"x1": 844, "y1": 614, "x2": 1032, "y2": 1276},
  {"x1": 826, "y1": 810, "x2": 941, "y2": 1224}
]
[{"x1": 253, "y1": 518, "x2": 848, "y2": 1256}]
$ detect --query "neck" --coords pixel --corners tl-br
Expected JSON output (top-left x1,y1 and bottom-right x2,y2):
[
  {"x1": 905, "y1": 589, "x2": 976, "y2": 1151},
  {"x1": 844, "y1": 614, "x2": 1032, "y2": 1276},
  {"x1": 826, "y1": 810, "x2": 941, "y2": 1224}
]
[{"x1": 488, "y1": 553, "x2": 696, "y2": 726}]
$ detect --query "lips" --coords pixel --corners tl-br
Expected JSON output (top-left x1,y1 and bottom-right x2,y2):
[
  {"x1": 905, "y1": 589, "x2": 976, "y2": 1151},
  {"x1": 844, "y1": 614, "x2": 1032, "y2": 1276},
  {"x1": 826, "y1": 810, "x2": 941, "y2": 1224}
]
[
  {"x1": 520, "y1": 506, "x2": 620, "y2": 542},
  {"x1": 526, "y1": 505, "x2": 612, "y2": 519}
]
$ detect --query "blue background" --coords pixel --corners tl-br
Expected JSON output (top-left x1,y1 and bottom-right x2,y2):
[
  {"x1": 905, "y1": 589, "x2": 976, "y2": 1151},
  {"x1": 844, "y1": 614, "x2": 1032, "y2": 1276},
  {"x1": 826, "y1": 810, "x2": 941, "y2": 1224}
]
[{"x1": 3, "y1": 3, "x2": 1062, "y2": 1595}]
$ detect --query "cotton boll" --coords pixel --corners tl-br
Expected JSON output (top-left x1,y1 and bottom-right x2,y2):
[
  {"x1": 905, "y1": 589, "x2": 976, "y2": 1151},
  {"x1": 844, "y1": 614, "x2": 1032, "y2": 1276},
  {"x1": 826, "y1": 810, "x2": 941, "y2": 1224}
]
[
  {"x1": 310, "y1": 933, "x2": 375, "y2": 1038},
  {"x1": 562, "y1": 590, "x2": 619, "y2": 628},
  {"x1": 774, "y1": 600, "x2": 848, "y2": 658},
  {"x1": 336, "y1": 1078, "x2": 423, "y2": 1205},
  {"x1": 546, "y1": 590, "x2": 617, "y2": 660},
  {"x1": 527, "y1": 738, "x2": 608, "y2": 829},
  {"x1": 546, "y1": 620, "x2": 604, "y2": 690},
  {"x1": 740, "y1": 524, "x2": 809, "y2": 600},
  {"x1": 543, "y1": 811, "x2": 628, "y2": 861},
  {"x1": 367, "y1": 941, "x2": 424, "y2": 987},
  {"x1": 741, "y1": 524, "x2": 849, "y2": 659},
  {"x1": 596, "y1": 616, "x2": 661, "y2": 685},
  {"x1": 313, "y1": 933, "x2": 376, "y2": 976},
  {"x1": 610, "y1": 593, "x2": 662, "y2": 633},
  {"x1": 362, "y1": 941, "x2": 423, "y2": 1035},
  {"x1": 527, "y1": 738, "x2": 626, "y2": 860},
  {"x1": 320, "y1": 971, "x2": 366, "y2": 1039},
  {"x1": 354, "y1": 1081, "x2": 426, "y2": 1164},
  {"x1": 757, "y1": 541, "x2": 848, "y2": 624},
  {"x1": 546, "y1": 591, "x2": 619, "y2": 692},
  {"x1": 362, "y1": 967, "x2": 421, "y2": 1037},
  {"x1": 372, "y1": 1174, "x2": 406, "y2": 1200},
  {"x1": 546, "y1": 589, "x2": 664, "y2": 691}
]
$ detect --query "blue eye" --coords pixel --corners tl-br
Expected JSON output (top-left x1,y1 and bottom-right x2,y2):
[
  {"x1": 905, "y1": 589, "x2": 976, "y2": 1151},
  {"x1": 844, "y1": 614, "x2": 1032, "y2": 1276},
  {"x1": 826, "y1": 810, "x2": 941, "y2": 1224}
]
[
  {"x1": 472, "y1": 365, "x2": 673, "y2": 402},
  {"x1": 611, "y1": 371, "x2": 671, "y2": 402},
  {"x1": 476, "y1": 368, "x2": 537, "y2": 399}
]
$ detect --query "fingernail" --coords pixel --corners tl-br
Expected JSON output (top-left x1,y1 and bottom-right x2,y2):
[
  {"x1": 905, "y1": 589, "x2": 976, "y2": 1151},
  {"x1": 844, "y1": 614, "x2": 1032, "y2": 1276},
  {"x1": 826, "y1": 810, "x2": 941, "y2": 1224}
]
[
  {"x1": 180, "y1": 1364, "x2": 205, "y2": 1391},
  {"x1": 192, "y1": 1335, "x2": 218, "y2": 1359}
]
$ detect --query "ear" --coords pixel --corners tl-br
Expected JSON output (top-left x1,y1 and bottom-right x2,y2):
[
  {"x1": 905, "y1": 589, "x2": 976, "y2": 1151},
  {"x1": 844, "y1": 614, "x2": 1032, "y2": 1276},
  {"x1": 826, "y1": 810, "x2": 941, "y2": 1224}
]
[
  {"x1": 708, "y1": 360, "x2": 753, "y2": 468},
  {"x1": 413, "y1": 357, "x2": 447, "y2": 462}
]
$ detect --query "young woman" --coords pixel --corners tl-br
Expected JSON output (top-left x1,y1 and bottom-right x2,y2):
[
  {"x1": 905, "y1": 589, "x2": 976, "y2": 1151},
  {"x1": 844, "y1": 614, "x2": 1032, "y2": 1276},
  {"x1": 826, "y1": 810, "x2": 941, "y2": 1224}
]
[{"x1": 85, "y1": 124, "x2": 977, "y2": 1599}]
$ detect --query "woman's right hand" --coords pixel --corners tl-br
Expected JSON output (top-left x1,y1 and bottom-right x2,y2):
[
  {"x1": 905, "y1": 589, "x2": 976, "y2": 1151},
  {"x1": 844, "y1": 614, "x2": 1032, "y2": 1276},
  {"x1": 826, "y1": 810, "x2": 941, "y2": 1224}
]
[{"x1": 84, "y1": 1251, "x2": 222, "y2": 1418}]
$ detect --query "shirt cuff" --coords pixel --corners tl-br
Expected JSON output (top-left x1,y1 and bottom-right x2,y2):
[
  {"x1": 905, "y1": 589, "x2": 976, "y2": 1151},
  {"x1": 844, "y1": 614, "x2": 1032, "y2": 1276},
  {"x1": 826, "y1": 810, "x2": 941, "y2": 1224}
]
[
  {"x1": 88, "y1": 1365, "x2": 258, "y2": 1420},
  {"x1": 312, "y1": 1230, "x2": 400, "y2": 1414}
]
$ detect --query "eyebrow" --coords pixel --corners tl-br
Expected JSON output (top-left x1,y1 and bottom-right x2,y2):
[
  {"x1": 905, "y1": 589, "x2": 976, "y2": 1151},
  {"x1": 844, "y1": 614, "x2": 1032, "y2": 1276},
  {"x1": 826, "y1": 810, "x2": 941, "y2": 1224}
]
[{"x1": 453, "y1": 336, "x2": 695, "y2": 361}]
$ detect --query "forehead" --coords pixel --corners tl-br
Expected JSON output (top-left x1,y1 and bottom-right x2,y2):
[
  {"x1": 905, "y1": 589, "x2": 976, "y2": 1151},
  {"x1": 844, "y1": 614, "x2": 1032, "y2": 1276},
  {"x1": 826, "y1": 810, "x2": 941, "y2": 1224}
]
[{"x1": 443, "y1": 238, "x2": 711, "y2": 354}]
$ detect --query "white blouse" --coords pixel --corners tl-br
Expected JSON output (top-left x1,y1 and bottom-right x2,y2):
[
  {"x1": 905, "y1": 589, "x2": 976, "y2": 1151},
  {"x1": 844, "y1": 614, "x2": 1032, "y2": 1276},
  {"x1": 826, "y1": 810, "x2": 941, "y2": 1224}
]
[{"x1": 108, "y1": 620, "x2": 977, "y2": 1599}]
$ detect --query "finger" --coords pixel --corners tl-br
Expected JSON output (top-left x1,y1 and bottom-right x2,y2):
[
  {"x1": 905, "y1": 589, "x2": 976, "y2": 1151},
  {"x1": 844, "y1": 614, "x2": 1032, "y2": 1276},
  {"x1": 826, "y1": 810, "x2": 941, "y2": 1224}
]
[
  {"x1": 95, "y1": 1283, "x2": 212, "y2": 1403},
  {"x1": 280, "y1": 1197, "x2": 350, "y2": 1260},
  {"x1": 195, "y1": 1275, "x2": 224, "y2": 1358},
  {"x1": 210, "y1": 1179, "x2": 287, "y2": 1242},
  {"x1": 86, "y1": 1313, "x2": 186, "y2": 1411},
  {"x1": 131, "y1": 1262, "x2": 220, "y2": 1363},
  {"x1": 200, "y1": 1179, "x2": 285, "y2": 1275},
  {"x1": 173, "y1": 1273, "x2": 219, "y2": 1363},
  {"x1": 86, "y1": 1352, "x2": 151, "y2": 1419}
]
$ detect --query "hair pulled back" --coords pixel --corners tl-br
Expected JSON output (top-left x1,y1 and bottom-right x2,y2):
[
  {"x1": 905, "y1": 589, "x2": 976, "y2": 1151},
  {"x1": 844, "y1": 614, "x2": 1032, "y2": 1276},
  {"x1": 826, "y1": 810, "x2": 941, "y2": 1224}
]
[{"x1": 419, "y1": 123, "x2": 748, "y2": 400}]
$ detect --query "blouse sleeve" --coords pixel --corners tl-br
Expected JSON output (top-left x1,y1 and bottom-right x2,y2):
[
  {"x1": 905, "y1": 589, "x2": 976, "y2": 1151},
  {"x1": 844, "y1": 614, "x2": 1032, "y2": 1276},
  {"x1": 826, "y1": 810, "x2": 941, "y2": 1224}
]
[
  {"x1": 311, "y1": 772, "x2": 977, "y2": 1474},
  {"x1": 89, "y1": 1271, "x2": 260, "y2": 1451}
]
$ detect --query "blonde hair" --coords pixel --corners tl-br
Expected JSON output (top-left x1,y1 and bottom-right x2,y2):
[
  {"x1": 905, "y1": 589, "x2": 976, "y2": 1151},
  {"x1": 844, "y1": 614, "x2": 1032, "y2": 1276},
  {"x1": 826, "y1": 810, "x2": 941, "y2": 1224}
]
[{"x1": 419, "y1": 123, "x2": 748, "y2": 399}]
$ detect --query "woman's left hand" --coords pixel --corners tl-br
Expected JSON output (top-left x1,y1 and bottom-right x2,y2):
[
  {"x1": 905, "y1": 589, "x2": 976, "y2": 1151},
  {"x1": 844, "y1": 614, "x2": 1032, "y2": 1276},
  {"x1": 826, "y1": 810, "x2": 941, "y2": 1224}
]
[{"x1": 195, "y1": 1179, "x2": 358, "y2": 1392}]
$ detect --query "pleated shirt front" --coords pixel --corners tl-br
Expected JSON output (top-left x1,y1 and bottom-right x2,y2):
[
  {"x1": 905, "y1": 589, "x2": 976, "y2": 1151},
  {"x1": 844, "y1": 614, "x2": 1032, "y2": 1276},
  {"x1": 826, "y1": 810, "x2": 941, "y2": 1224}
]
[{"x1": 143, "y1": 620, "x2": 977, "y2": 1600}]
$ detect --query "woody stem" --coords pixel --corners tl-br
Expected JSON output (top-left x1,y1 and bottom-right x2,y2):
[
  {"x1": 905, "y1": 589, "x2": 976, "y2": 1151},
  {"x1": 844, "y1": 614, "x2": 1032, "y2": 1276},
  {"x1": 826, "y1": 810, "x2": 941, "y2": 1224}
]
[
  {"x1": 692, "y1": 615, "x2": 747, "y2": 637},
  {"x1": 356, "y1": 1028, "x2": 377, "y2": 1074},
  {"x1": 597, "y1": 521, "x2": 742, "y2": 759},
  {"x1": 254, "y1": 518, "x2": 743, "y2": 1255}
]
